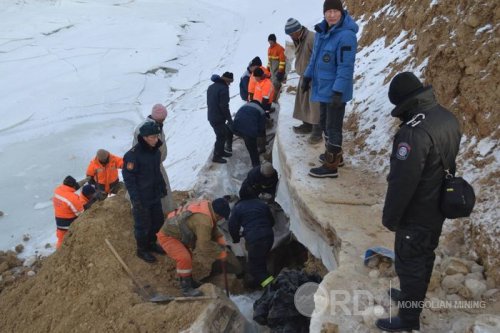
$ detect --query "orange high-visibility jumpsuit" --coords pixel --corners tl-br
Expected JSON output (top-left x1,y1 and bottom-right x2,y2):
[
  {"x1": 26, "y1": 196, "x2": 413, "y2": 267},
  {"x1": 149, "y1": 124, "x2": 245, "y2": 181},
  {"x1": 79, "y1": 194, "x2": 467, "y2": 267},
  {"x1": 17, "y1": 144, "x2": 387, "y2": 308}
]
[
  {"x1": 86, "y1": 154, "x2": 123, "y2": 193},
  {"x1": 248, "y1": 66, "x2": 271, "y2": 101},
  {"x1": 53, "y1": 184, "x2": 84, "y2": 249}
]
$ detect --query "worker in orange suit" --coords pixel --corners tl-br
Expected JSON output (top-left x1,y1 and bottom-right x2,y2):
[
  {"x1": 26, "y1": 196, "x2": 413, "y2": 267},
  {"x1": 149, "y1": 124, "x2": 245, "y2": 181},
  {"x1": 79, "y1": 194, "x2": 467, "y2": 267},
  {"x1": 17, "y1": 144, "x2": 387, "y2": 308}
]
[
  {"x1": 267, "y1": 33, "x2": 286, "y2": 101},
  {"x1": 157, "y1": 198, "x2": 230, "y2": 297},
  {"x1": 248, "y1": 66, "x2": 271, "y2": 102},
  {"x1": 252, "y1": 67, "x2": 275, "y2": 111},
  {"x1": 86, "y1": 149, "x2": 124, "y2": 195},
  {"x1": 53, "y1": 176, "x2": 84, "y2": 249}
]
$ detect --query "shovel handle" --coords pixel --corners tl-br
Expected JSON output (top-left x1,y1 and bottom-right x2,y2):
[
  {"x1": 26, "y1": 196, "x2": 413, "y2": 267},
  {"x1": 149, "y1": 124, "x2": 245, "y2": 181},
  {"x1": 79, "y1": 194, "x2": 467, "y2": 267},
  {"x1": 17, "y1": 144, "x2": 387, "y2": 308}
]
[{"x1": 105, "y1": 238, "x2": 151, "y2": 298}]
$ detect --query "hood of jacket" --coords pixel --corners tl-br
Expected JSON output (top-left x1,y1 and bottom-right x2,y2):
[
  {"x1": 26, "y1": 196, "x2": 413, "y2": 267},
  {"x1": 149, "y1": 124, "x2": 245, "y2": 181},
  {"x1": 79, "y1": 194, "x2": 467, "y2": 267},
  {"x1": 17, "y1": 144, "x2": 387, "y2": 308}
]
[{"x1": 210, "y1": 74, "x2": 226, "y2": 84}]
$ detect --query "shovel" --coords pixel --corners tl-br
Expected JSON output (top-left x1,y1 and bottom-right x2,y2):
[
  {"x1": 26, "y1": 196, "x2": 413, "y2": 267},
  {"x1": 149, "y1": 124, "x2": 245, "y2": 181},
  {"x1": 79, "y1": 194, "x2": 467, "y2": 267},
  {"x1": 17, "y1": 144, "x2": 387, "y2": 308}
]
[{"x1": 104, "y1": 238, "x2": 215, "y2": 303}]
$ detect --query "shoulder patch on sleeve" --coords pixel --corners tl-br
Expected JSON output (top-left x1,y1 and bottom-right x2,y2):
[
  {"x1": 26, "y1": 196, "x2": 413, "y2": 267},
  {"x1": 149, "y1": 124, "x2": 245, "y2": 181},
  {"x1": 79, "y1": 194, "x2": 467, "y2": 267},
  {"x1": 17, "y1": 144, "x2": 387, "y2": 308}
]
[{"x1": 396, "y1": 142, "x2": 411, "y2": 160}]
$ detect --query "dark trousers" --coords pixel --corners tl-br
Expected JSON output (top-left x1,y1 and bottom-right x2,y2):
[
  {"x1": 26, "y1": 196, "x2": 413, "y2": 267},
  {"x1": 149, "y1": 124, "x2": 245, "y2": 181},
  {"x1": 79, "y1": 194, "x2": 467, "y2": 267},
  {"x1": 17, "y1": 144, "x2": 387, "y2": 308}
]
[
  {"x1": 395, "y1": 225, "x2": 441, "y2": 321},
  {"x1": 247, "y1": 236, "x2": 274, "y2": 284},
  {"x1": 319, "y1": 102, "x2": 346, "y2": 147},
  {"x1": 243, "y1": 136, "x2": 260, "y2": 167},
  {"x1": 210, "y1": 121, "x2": 233, "y2": 156},
  {"x1": 132, "y1": 201, "x2": 164, "y2": 249}
]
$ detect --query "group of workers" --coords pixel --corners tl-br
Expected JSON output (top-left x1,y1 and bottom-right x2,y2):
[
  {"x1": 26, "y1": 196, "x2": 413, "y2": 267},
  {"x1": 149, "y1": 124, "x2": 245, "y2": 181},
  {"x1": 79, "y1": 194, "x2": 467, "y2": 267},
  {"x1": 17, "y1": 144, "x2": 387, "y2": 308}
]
[{"x1": 51, "y1": 1, "x2": 463, "y2": 330}]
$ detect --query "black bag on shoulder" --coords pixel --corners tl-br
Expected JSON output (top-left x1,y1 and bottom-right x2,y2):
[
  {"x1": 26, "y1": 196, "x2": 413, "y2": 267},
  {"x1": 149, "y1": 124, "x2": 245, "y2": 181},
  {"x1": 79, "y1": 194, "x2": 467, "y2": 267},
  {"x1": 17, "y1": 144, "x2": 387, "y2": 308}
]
[
  {"x1": 419, "y1": 124, "x2": 476, "y2": 219},
  {"x1": 440, "y1": 171, "x2": 476, "y2": 219}
]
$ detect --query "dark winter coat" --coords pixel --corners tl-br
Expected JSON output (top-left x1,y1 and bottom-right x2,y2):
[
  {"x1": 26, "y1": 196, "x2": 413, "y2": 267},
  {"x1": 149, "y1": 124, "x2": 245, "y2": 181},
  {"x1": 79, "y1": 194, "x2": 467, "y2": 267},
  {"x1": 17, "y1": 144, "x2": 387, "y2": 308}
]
[
  {"x1": 239, "y1": 69, "x2": 251, "y2": 101},
  {"x1": 122, "y1": 136, "x2": 167, "y2": 206},
  {"x1": 207, "y1": 74, "x2": 231, "y2": 124},
  {"x1": 232, "y1": 101, "x2": 266, "y2": 138},
  {"x1": 228, "y1": 198, "x2": 274, "y2": 244},
  {"x1": 382, "y1": 87, "x2": 462, "y2": 232},
  {"x1": 304, "y1": 11, "x2": 358, "y2": 103},
  {"x1": 241, "y1": 165, "x2": 279, "y2": 197}
]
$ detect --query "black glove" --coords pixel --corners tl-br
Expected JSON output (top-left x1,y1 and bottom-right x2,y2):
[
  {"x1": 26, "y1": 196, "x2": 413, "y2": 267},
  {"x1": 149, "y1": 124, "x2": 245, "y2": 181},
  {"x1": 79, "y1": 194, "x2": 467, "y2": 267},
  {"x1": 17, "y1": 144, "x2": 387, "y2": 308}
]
[
  {"x1": 265, "y1": 111, "x2": 271, "y2": 119},
  {"x1": 331, "y1": 92, "x2": 343, "y2": 109},
  {"x1": 276, "y1": 72, "x2": 284, "y2": 82},
  {"x1": 96, "y1": 191, "x2": 107, "y2": 201},
  {"x1": 301, "y1": 77, "x2": 312, "y2": 92}
]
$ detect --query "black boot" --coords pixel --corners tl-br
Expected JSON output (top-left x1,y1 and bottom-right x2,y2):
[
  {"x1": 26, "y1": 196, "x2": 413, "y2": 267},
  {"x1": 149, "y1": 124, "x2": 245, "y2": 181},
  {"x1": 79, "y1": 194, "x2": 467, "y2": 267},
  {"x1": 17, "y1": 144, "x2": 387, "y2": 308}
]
[
  {"x1": 222, "y1": 151, "x2": 232, "y2": 158},
  {"x1": 180, "y1": 276, "x2": 203, "y2": 297},
  {"x1": 149, "y1": 242, "x2": 166, "y2": 255},
  {"x1": 212, "y1": 155, "x2": 227, "y2": 164},
  {"x1": 388, "y1": 288, "x2": 401, "y2": 302},
  {"x1": 137, "y1": 248, "x2": 156, "y2": 263},
  {"x1": 293, "y1": 122, "x2": 313, "y2": 134},
  {"x1": 309, "y1": 144, "x2": 342, "y2": 178},
  {"x1": 375, "y1": 316, "x2": 420, "y2": 332}
]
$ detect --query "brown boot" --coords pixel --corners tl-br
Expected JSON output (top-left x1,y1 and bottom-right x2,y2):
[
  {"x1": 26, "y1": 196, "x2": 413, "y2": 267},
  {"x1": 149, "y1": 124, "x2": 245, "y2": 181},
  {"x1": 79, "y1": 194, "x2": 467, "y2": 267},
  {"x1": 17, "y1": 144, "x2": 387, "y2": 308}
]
[{"x1": 309, "y1": 145, "x2": 342, "y2": 178}]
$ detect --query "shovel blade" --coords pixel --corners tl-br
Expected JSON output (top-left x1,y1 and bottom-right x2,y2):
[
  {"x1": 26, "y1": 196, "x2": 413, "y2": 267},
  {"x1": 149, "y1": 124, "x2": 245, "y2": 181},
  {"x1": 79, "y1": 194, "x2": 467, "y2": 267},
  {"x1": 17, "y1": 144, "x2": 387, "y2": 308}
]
[{"x1": 150, "y1": 294, "x2": 174, "y2": 303}]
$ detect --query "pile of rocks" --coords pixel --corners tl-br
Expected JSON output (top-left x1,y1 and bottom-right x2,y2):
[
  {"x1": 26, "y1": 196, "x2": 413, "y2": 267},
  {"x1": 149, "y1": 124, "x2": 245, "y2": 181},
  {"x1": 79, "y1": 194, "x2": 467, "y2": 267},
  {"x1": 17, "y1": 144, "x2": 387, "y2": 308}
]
[{"x1": 0, "y1": 250, "x2": 41, "y2": 293}]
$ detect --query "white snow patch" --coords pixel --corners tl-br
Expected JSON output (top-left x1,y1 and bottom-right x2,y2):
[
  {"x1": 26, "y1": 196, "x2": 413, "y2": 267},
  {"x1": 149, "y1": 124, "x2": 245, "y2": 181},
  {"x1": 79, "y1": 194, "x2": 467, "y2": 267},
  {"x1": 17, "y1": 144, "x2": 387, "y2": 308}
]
[
  {"x1": 33, "y1": 201, "x2": 53, "y2": 210},
  {"x1": 477, "y1": 138, "x2": 496, "y2": 156}
]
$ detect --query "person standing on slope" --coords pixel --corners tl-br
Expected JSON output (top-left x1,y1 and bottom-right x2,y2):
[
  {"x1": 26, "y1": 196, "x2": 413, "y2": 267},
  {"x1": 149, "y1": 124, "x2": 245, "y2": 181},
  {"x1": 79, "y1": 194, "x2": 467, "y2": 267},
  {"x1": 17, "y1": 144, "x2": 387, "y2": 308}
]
[
  {"x1": 133, "y1": 104, "x2": 174, "y2": 214},
  {"x1": 304, "y1": 0, "x2": 358, "y2": 178}
]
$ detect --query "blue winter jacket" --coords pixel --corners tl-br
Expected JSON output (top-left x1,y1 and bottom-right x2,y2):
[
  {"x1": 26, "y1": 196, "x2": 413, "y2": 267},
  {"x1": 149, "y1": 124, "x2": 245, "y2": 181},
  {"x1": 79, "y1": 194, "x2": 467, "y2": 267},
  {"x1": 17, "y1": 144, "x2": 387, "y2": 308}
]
[
  {"x1": 304, "y1": 11, "x2": 358, "y2": 103},
  {"x1": 228, "y1": 198, "x2": 274, "y2": 244},
  {"x1": 239, "y1": 69, "x2": 251, "y2": 101},
  {"x1": 232, "y1": 101, "x2": 266, "y2": 138}
]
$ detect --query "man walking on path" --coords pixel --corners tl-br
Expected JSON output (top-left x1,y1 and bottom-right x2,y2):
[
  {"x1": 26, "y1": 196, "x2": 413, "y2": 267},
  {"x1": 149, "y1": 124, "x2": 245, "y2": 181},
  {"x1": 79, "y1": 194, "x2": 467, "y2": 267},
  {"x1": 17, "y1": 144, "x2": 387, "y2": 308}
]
[
  {"x1": 304, "y1": 0, "x2": 358, "y2": 178},
  {"x1": 133, "y1": 104, "x2": 174, "y2": 214},
  {"x1": 267, "y1": 34, "x2": 286, "y2": 102},
  {"x1": 207, "y1": 72, "x2": 234, "y2": 164},
  {"x1": 376, "y1": 72, "x2": 461, "y2": 332},
  {"x1": 285, "y1": 18, "x2": 321, "y2": 144},
  {"x1": 124, "y1": 122, "x2": 169, "y2": 263}
]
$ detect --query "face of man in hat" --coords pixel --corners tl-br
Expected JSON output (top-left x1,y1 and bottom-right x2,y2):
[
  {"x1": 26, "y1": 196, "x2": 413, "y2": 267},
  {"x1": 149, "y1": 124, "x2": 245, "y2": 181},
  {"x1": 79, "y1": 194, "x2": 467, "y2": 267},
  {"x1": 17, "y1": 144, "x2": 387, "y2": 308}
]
[
  {"x1": 289, "y1": 29, "x2": 302, "y2": 41},
  {"x1": 325, "y1": 9, "x2": 342, "y2": 26},
  {"x1": 143, "y1": 134, "x2": 159, "y2": 147}
]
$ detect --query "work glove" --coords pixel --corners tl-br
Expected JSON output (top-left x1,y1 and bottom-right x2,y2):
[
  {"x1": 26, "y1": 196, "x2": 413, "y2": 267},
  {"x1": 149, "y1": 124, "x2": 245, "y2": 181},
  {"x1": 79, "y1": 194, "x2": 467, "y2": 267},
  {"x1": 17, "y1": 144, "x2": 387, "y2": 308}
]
[
  {"x1": 276, "y1": 72, "x2": 285, "y2": 82},
  {"x1": 96, "y1": 191, "x2": 107, "y2": 201},
  {"x1": 301, "y1": 77, "x2": 312, "y2": 92},
  {"x1": 331, "y1": 91, "x2": 343, "y2": 109}
]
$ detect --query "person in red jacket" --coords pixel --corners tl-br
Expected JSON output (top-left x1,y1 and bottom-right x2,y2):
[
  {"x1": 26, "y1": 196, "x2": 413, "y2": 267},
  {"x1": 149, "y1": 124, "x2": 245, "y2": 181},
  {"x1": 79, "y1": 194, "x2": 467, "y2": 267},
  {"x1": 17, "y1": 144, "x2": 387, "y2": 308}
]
[
  {"x1": 267, "y1": 33, "x2": 286, "y2": 101},
  {"x1": 86, "y1": 149, "x2": 124, "y2": 195},
  {"x1": 53, "y1": 176, "x2": 84, "y2": 249}
]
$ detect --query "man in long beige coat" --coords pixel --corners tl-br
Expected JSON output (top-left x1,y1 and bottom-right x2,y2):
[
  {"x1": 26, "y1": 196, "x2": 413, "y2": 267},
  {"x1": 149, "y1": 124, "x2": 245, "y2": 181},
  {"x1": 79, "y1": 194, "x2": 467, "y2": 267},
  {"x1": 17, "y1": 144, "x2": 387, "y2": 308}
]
[
  {"x1": 133, "y1": 104, "x2": 175, "y2": 214},
  {"x1": 285, "y1": 18, "x2": 322, "y2": 144}
]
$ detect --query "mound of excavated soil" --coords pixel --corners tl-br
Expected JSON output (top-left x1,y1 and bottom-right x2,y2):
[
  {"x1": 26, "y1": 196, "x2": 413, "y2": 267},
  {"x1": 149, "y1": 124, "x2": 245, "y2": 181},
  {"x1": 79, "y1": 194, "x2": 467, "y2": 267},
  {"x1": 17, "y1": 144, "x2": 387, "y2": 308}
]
[{"x1": 0, "y1": 192, "x2": 223, "y2": 332}]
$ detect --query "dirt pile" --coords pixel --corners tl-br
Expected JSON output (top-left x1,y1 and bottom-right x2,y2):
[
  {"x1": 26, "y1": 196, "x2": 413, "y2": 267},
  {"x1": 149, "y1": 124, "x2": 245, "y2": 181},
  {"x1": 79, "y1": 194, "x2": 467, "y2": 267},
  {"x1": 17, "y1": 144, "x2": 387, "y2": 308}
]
[
  {"x1": 345, "y1": 0, "x2": 500, "y2": 284},
  {"x1": 0, "y1": 192, "x2": 235, "y2": 332}
]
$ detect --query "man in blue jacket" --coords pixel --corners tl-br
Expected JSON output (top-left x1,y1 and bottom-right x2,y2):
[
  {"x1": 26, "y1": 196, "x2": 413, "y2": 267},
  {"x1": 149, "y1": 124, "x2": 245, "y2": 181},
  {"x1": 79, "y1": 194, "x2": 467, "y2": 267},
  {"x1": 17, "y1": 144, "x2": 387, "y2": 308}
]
[
  {"x1": 232, "y1": 100, "x2": 267, "y2": 167},
  {"x1": 207, "y1": 72, "x2": 234, "y2": 163},
  {"x1": 123, "y1": 122, "x2": 168, "y2": 263},
  {"x1": 303, "y1": 0, "x2": 358, "y2": 178},
  {"x1": 229, "y1": 186, "x2": 275, "y2": 288}
]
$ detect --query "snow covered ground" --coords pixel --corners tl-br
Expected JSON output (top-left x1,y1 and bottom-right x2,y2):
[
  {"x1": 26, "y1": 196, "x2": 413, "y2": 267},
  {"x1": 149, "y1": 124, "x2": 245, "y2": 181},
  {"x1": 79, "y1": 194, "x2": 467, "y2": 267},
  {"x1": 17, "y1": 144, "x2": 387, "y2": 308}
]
[{"x1": 0, "y1": 0, "x2": 323, "y2": 257}]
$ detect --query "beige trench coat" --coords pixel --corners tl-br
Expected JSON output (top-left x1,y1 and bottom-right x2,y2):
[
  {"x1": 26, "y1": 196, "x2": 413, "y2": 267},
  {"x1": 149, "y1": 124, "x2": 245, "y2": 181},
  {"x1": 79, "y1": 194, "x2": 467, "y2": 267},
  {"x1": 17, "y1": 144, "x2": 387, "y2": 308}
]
[{"x1": 292, "y1": 28, "x2": 320, "y2": 124}]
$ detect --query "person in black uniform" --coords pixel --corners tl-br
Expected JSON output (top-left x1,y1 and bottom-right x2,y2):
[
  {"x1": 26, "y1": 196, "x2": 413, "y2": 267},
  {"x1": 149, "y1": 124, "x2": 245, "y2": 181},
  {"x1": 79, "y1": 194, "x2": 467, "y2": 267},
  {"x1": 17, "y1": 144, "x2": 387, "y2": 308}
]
[
  {"x1": 207, "y1": 72, "x2": 234, "y2": 163},
  {"x1": 376, "y1": 72, "x2": 462, "y2": 332},
  {"x1": 228, "y1": 186, "x2": 275, "y2": 288},
  {"x1": 123, "y1": 122, "x2": 168, "y2": 263},
  {"x1": 240, "y1": 161, "x2": 279, "y2": 200}
]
